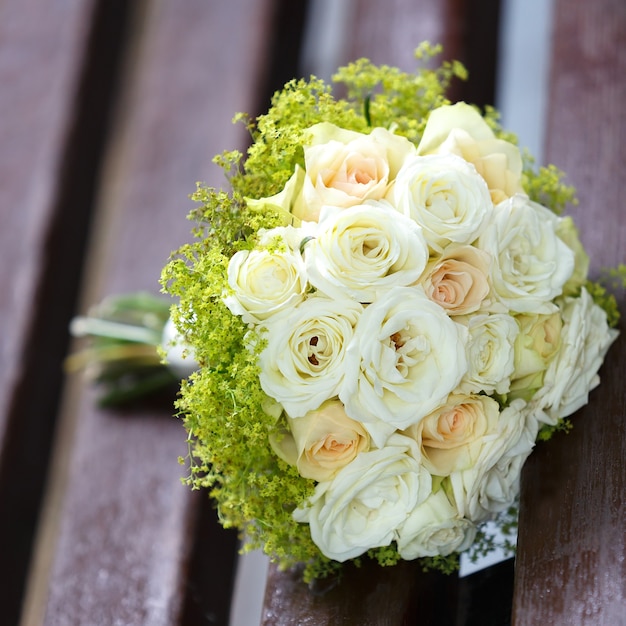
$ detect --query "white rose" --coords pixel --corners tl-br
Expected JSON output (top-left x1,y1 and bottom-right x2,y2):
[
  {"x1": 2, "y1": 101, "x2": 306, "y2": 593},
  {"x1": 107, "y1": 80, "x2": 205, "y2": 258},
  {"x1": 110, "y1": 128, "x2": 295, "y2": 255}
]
[
  {"x1": 224, "y1": 227, "x2": 308, "y2": 324},
  {"x1": 477, "y1": 194, "x2": 575, "y2": 314},
  {"x1": 293, "y1": 433, "x2": 431, "y2": 561},
  {"x1": 396, "y1": 490, "x2": 477, "y2": 559},
  {"x1": 303, "y1": 201, "x2": 428, "y2": 303},
  {"x1": 390, "y1": 153, "x2": 492, "y2": 251},
  {"x1": 259, "y1": 295, "x2": 363, "y2": 417},
  {"x1": 292, "y1": 123, "x2": 416, "y2": 222},
  {"x1": 340, "y1": 286, "x2": 468, "y2": 438},
  {"x1": 269, "y1": 399, "x2": 371, "y2": 481},
  {"x1": 417, "y1": 102, "x2": 524, "y2": 204},
  {"x1": 405, "y1": 393, "x2": 502, "y2": 476},
  {"x1": 421, "y1": 244, "x2": 492, "y2": 315},
  {"x1": 457, "y1": 313, "x2": 519, "y2": 395},
  {"x1": 531, "y1": 287, "x2": 619, "y2": 424},
  {"x1": 161, "y1": 316, "x2": 198, "y2": 378},
  {"x1": 449, "y1": 398, "x2": 536, "y2": 522}
]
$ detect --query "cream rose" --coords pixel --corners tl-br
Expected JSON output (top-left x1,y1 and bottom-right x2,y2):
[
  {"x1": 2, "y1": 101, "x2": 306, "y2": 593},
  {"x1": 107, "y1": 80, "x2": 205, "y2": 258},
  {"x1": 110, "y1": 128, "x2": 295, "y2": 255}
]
[
  {"x1": 224, "y1": 227, "x2": 308, "y2": 324},
  {"x1": 293, "y1": 433, "x2": 431, "y2": 561},
  {"x1": 405, "y1": 394, "x2": 502, "y2": 476},
  {"x1": 457, "y1": 313, "x2": 519, "y2": 395},
  {"x1": 477, "y1": 194, "x2": 575, "y2": 314},
  {"x1": 259, "y1": 295, "x2": 363, "y2": 417},
  {"x1": 292, "y1": 123, "x2": 416, "y2": 222},
  {"x1": 421, "y1": 244, "x2": 491, "y2": 315},
  {"x1": 448, "y1": 398, "x2": 536, "y2": 522},
  {"x1": 396, "y1": 490, "x2": 477, "y2": 559},
  {"x1": 340, "y1": 286, "x2": 468, "y2": 439},
  {"x1": 270, "y1": 400, "x2": 371, "y2": 481},
  {"x1": 303, "y1": 201, "x2": 429, "y2": 303},
  {"x1": 391, "y1": 153, "x2": 493, "y2": 251},
  {"x1": 508, "y1": 311, "x2": 562, "y2": 401},
  {"x1": 417, "y1": 102, "x2": 524, "y2": 204},
  {"x1": 531, "y1": 287, "x2": 619, "y2": 424}
]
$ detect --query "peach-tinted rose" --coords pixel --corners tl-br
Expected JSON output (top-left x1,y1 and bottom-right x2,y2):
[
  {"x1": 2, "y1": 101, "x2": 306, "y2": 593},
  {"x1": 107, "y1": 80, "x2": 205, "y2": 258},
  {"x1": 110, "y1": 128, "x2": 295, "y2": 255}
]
[
  {"x1": 292, "y1": 123, "x2": 415, "y2": 222},
  {"x1": 422, "y1": 244, "x2": 491, "y2": 315},
  {"x1": 270, "y1": 400, "x2": 371, "y2": 481}
]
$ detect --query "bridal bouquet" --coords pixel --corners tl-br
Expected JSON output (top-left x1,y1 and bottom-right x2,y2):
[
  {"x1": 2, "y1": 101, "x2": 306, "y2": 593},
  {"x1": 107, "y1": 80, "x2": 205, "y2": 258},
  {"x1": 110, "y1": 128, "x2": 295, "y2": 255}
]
[{"x1": 159, "y1": 45, "x2": 619, "y2": 580}]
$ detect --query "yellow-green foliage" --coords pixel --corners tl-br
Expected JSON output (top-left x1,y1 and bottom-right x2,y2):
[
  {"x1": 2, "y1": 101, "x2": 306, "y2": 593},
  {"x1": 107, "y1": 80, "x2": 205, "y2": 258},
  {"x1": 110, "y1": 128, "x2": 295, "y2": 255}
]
[{"x1": 522, "y1": 154, "x2": 578, "y2": 215}]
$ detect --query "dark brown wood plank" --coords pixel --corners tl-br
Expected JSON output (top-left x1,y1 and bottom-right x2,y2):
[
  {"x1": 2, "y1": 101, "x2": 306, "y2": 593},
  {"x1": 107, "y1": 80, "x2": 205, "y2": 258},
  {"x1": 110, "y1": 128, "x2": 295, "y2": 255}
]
[
  {"x1": 0, "y1": 0, "x2": 97, "y2": 464},
  {"x1": 339, "y1": 0, "x2": 501, "y2": 106},
  {"x1": 513, "y1": 0, "x2": 626, "y2": 623},
  {"x1": 0, "y1": 1, "x2": 116, "y2": 621},
  {"x1": 262, "y1": 560, "x2": 458, "y2": 626},
  {"x1": 20, "y1": 0, "x2": 276, "y2": 624},
  {"x1": 0, "y1": 0, "x2": 94, "y2": 446}
]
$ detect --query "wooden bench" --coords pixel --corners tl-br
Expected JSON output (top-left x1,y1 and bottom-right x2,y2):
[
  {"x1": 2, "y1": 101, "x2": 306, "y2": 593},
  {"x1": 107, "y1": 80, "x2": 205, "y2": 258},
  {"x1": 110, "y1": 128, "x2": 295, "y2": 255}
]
[
  {"x1": 0, "y1": 0, "x2": 622, "y2": 624},
  {"x1": 5, "y1": 0, "x2": 281, "y2": 623}
]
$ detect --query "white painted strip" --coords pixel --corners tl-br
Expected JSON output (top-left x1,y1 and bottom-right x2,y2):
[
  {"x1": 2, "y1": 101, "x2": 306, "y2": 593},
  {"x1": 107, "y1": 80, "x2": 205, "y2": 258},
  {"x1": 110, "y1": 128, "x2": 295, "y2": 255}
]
[
  {"x1": 495, "y1": 0, "x2": 555, "y2": 164},
  {"x1": 229, "y1": 546, "x2": 270, "y2": 626},
  {"x1": 299, "y1": 0, "x2": 354, "y2": 82}
]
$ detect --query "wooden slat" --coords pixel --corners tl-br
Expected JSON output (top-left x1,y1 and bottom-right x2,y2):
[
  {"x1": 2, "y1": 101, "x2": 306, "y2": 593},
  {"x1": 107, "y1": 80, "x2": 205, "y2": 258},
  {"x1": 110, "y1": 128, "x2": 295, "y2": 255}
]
[
  {"x1": 513, "y1": 0, "x2": 626, "y2": 623},
  {"x1": 262, "y1": 560, "x2": 458, "y2": 626},
  {"x1": 20, "y1": 0, "x2": 276, "y2": 624},
  {"x1": 0, "y1": 1, "x2": 109, "y2": 622},
  {"x1": 338, "y1": 0, "x2": 501, "y2": 107}
]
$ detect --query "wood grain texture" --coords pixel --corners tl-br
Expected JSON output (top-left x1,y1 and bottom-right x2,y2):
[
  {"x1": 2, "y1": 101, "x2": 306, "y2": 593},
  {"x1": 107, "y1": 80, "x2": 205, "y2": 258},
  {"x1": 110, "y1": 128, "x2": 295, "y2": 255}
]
[
  {"x1": 0, "y1": 1, "x2": 110, "y2": 621},
  {"x1": 340, "y1": 0, "x2": 500, "y2": 106},
  {"x1": 0, "y1": 0, "x2": 96, "y2": 510},
  {"x1": 262, "y1": 559, "x2": 458, "y2": 626},
  {"x1": 513, "y1": 0, "x2": 626, "y2": 623},
  {"x1": 20, "y1": 0, "x2": 275, "y2": 624}
]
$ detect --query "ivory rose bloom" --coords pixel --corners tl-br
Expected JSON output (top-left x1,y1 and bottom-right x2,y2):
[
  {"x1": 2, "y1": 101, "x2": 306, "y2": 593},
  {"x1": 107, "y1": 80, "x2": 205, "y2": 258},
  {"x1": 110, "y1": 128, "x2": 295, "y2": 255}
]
[
  {"x1": 292, "y1": 123, "x2": 416, "y2": 222},
  {"x1": 531, "y1": 287, "x2": 619, "y2": 423},
  {"x1": 405, "y1": 394, "x2": 502, "y2": 476},
  {"x1": 270, "y1": 400, "x2": 371, "y2": 481},
  {"x1": 417, "y1": 102, "x2": 524, "y2": 203},
  {"x1": 259, "y1": 295, "x2": 363, "y2": 417},
  {"x1": 340, "y1": 286, "x2": 468, "y2": 439},
  {"x1": 477, "y1": 194, "x2": 575, "y2": 314},
  {"x1": 303, "y1": 202, "x2": 428, "y2": 303},
  {"x1": 448, "y1": 399, "x2": 536, "y2": 522},
  {"x1": 421, "y1": 244, "x2": 491, "y2": 315},
  {"x1": 391, "y1": 153, "x2": 493, "y2": 251},
  {"x1": 224, "y1": 227, "x2": 307, "y2": 324},
  {"x1": 293, "y1": 433, "x2": 431, "y2": 561},
  {"x1": 457, "y1": 313, "x2": 519, "y2": 395},
  {"x1": 396, "y1": 490, "x2": 477, "y2": 560},
  {"x1": 508, "y1": 311, "x2": 562, "y2": 401}
]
